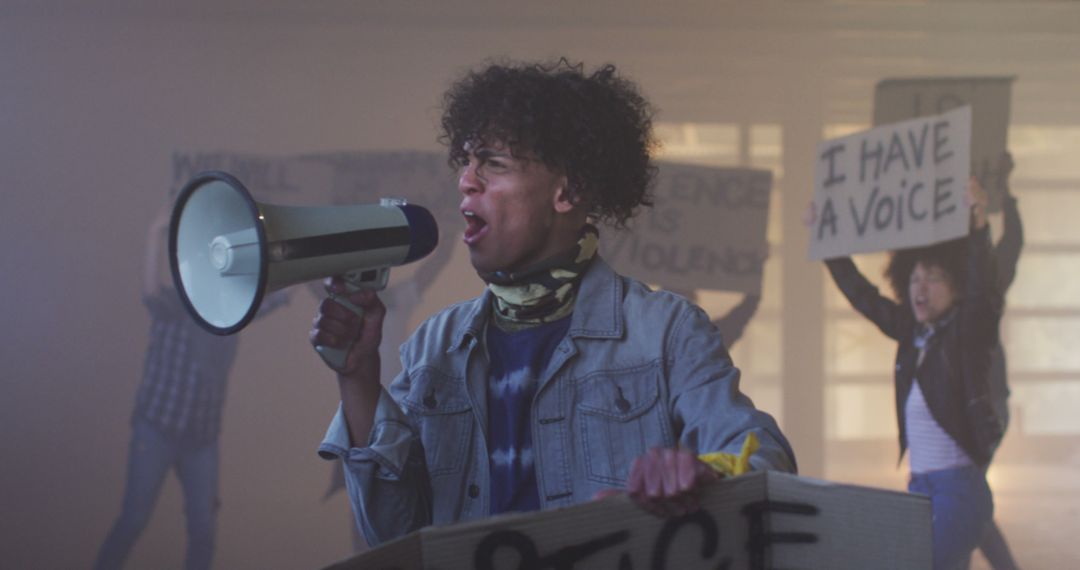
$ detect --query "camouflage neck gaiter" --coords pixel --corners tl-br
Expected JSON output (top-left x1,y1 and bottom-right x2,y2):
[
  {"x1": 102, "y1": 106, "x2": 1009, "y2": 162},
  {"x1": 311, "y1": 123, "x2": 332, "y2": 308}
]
[{"x1": 480, "y1": 224, "x2": 599, "y2": 329}]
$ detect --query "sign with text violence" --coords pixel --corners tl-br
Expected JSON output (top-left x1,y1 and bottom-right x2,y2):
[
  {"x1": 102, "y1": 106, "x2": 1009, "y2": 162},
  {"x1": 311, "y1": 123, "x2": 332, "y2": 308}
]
[
  {"x1": 808, "y1": 106, "x2": 971, "y2": 261},
  {"x1": 601, "y1": 163, "x2": 773, "y2": 294}
]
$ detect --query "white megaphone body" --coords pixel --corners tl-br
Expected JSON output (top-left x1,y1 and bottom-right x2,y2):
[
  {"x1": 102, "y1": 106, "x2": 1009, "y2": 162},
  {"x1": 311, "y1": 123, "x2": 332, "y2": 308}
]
[{"x1": 169, "y1": 170, "x2": 439, "y2": 368}]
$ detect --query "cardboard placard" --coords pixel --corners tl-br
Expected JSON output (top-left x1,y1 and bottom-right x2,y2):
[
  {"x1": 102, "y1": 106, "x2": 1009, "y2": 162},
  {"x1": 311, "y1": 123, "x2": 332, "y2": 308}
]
[
  {"x1": 297, "y1": 151, "x2": 459, "y2": 218},
  {"x1": 601, "y1": 163, "x2": 773, "y2": 294},
  {"x1": 808, "y1": 106, "x2": 971, "y2": 260},
  {"x1": 170, "y1": 150, "x2": 310, "y2": 201},
  {"x1": 322, "y1": 471, "x2": 930, "y2": 570},
  {"x1": 873, "y1": 76, "x2": 1014, "y2": 211},
  {"x1": 170, "y1": 150, "x2": 457, "y2": 216}
]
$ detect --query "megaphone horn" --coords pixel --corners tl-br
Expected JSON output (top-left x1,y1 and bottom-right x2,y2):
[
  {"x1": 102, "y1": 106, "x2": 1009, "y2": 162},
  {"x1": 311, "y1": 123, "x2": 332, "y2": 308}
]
[{"x1": 168, "y1": 170, "x2": 439, "y2": 367}]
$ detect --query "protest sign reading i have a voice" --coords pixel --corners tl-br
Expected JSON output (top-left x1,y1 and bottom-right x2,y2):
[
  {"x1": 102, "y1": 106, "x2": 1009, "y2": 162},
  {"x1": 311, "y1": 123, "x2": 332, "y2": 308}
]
[{"x1": 808, "y1": 106, "x2": 972, "y2": 260}]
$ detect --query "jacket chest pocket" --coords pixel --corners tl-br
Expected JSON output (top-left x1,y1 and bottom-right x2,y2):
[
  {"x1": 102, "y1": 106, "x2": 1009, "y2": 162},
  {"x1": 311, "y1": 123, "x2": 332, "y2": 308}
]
[
  {"x1": 574, "y1": 362, "x2": 667, "y2": 485},
  {"x1": 401, "y1": 367, "x2": 473, "y2": 478}
]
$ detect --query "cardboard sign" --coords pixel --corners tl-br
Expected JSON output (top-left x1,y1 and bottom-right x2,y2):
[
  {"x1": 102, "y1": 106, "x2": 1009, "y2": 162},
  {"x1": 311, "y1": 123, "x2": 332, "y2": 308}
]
[
  {"x1": 170, "y1": 151, "x2": 309, "y2": 201},
  {"x1": 295, "y1": 151, "x2": 458, "y2": 215},
  {"x1": 171, "y1": 150, "x2": 459, "y2": 225},
  {"x1": 601, "y1": 163, "x2": 773, "y2": 294},
  {"x1": 808, "y1": 106, "x2": 971, "y2": 260},
  {"x1": 874, "y1": 76, "x2": 1013, "y2": 211},
  {"x1": 321, "y1": 470, "x2": 931, "y2": 570}
]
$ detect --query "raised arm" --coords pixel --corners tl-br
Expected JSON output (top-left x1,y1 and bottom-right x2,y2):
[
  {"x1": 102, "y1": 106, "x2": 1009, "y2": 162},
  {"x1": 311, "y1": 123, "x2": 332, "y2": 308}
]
[
  {"x1": 312, "y1": 281, "x2": 434, "y2": 545},
  {"x1": 824, "y1": 256, "x2": 906, "y2": 341},
  {"x1": 311, "y1": 280, "x2": 388, "y2": 450},
  {"x1": 142, "y1": 204, "x2": 173, "y2": 300},
  {"x1": 803, "y1": 199, "x2": 905, "y2": 340},
  {"x1": 713, "y1": 293, "x2": 761, "y2": 349},
  {"x1": 994, "y1": 153, "x2": 1023, "y2": 292},
  {"x1": 960, "y1": 177, "x2": 1007, "y2": 463},
  {"x1": 964, "y1": 177, "x2": 1004, "y2": 349},
  {"x1": 140, "y1": 203, "x2": 190, "y2": 321}
]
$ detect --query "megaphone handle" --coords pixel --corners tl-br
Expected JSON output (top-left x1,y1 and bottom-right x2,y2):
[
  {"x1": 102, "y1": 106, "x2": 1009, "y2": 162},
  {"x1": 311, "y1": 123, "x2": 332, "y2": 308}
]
[
  {"x1": 315, "y1": 269, "x2": 390, "y2": 371},
  {"x1": 315, "y1": 289, "x2": 364, "y2": 370}
]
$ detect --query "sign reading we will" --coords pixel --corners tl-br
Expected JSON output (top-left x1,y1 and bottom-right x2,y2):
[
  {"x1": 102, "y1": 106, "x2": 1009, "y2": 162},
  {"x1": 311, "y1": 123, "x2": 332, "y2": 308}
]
[
  {"x1": 171, "y1": 150, "x2": 460, "y2": 225},
  {"x1": 807, "y1": 106, "x2": 971, "y2": 260}
]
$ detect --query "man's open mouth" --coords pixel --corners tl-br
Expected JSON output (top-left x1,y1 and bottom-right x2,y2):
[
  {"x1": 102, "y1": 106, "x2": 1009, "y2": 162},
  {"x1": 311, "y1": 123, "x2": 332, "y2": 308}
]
[{"x1": 463, "y1": 210, "x2": 488, "y2": 242}]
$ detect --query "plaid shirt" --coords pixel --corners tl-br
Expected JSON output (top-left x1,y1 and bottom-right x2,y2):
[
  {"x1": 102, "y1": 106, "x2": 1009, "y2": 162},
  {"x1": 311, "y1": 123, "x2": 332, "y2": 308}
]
[{"x1": 132, "y1": 289, "x2": 286, "y2": 443}]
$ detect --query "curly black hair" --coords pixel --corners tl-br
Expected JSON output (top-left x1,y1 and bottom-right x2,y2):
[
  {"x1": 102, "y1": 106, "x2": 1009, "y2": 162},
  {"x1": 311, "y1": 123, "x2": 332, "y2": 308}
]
[
  {"x1": 439, "y1": 58, "x2": 658, "y2": 228},
  {"x1": 884, "y1": 236, "x2": 968, "y2": 306}
]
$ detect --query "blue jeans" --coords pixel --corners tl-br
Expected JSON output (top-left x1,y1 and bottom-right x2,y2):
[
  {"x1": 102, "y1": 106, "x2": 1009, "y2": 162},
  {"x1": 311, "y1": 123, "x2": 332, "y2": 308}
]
[
  {"x1": 94, "y1": 420, "x2": 220, "y2": 570},
  {"x1": 909, "y1": 465, "x2": 994, "y2": 570}
]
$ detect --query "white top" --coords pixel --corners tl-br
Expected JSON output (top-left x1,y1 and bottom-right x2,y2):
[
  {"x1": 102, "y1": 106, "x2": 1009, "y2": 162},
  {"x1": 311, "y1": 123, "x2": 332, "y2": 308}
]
[{"x1": 905, "y1": 380, "x2": 973, "y2": 474}]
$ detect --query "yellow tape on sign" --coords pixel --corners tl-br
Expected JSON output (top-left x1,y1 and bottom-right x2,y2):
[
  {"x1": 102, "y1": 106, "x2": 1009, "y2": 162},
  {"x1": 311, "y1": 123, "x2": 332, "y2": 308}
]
[{"x1": 698, "y1": 432, "x2": 760, "y2": 477}]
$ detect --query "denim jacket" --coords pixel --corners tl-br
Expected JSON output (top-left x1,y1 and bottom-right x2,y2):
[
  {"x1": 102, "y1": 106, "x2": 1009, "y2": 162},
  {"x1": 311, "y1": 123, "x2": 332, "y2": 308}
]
[{"x1": 318, "y1": 257, "x2": 796, "y2": 547}]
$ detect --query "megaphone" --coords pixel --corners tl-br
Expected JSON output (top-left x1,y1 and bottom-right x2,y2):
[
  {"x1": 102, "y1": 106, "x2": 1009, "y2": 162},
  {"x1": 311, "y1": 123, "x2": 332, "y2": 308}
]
[{"x1": 169, "y1": 170, "x2": 438, "y2": 368}]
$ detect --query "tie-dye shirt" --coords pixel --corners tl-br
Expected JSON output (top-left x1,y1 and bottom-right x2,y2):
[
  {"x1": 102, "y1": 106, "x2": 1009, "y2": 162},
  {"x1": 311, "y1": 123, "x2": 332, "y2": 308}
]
[{"x1": 485, "y1": 316, "x2": 572, "y2": 514}]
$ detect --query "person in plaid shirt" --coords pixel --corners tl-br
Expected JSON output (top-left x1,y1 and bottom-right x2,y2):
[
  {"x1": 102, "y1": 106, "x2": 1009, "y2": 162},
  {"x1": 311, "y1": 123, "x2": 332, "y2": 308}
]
[{"x1": 95, "y1": 201, "x2": 288, "y2": 570}]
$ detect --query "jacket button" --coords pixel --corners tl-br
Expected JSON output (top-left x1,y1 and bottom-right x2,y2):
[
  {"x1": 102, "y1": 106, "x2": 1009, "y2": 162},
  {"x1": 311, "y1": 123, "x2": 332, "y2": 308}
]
[
  {"x1": 468, "y1": 484, "x2": 480, "y2": 498},
  {"x1": 615, "y1": 397, "x2": 631, "y2": 413},
  {"x1": 423, "y1": 393, "x2": 437, "y2": 408}
]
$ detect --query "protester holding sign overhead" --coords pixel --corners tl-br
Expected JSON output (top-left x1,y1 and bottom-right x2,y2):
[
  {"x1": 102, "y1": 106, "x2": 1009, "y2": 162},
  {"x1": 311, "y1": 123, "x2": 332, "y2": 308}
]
[
  {"x1": 310, "y1": 58, "x2": 795, "y2": 546},
  {"x1": 813, "y1": 175, "x2": 1003, "y2": 570}
]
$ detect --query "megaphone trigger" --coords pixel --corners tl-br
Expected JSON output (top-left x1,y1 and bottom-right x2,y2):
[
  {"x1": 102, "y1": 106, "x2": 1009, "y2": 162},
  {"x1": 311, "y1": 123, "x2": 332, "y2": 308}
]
[{"x1": 315, "y1": 268, "x2": 391, "y2": 370}]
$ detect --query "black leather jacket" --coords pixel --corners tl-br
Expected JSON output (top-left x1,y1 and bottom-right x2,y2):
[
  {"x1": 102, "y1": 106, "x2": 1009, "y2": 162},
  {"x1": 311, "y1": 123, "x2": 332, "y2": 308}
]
[{"x1": 825, "y1": 226, "x2": 1004, "y2": 467}]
